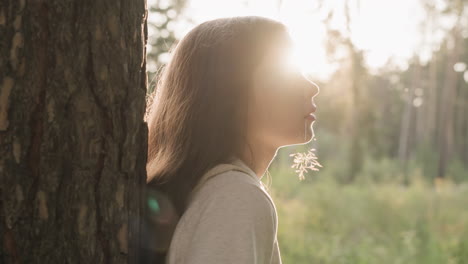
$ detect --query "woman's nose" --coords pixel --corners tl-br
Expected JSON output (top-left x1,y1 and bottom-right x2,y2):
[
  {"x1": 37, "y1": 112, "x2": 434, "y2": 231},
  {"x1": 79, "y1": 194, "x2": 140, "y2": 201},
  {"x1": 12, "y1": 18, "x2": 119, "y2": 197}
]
[
  {"x1": 310, "y1": 81, "x2": 320, "y2": 97},
  {"x1": 303, "y1": 77, "x2": 320, "y2": 98}
]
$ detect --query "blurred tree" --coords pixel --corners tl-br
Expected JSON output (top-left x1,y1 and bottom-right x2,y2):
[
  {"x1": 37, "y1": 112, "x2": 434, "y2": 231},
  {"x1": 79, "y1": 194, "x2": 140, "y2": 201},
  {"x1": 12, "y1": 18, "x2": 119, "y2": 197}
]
[
  {"x1": 0, "y1": 0, "x2": 148, "y2": 263},
  {"x1": 438, "y1": 23, "x2": 463, "y2": 178},
  {"x1": 321, "y1": 0, "x2": 373, "y2": 183},
  {"x1": 147, "y1": 0, "x2": 189, "y2": 94},
  {"x1": 417, "y1": 0, "x2": 466, "y2": 179},
  {"x1": 398, "y1": 57, "x2": 421, "y2": 185},
  {"x1": 313, "y1": 0, "x2": 468, "y2": 184}
]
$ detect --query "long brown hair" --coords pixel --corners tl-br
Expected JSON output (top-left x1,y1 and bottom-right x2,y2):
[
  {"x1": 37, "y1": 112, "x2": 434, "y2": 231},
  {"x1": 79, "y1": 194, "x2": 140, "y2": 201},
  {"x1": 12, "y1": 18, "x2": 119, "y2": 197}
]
[
  {"x1": 146, "y1": 16, "x2": 288, "y2": 216},
  {"x1": 143, "y1": 16, "x2": 289, "y2": 263}
]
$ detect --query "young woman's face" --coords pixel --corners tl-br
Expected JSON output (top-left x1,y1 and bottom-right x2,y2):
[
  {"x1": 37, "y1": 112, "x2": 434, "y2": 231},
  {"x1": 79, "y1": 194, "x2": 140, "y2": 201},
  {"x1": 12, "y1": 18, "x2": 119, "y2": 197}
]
[{"x1": 247, "y1": 35, "x2": 319, "y2": 148}]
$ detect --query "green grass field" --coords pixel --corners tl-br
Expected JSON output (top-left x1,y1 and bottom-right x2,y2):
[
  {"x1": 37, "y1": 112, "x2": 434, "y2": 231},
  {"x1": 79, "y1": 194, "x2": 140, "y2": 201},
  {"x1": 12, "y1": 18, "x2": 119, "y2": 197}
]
[{"x1": 265, "y1": 166, "x2": 468, "y2": 264}]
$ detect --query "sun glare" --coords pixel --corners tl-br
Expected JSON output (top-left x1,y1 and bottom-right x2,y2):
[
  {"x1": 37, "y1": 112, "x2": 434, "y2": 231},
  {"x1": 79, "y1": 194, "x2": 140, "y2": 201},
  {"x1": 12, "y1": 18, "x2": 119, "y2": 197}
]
[
  {"x1": 277, "y1": 1, "x2": 333, "y2": 80},
  {"x1": 163, "y1": 0, "x2": 423, "y2": 80},
  {"x1": 286, "y1": 28, "x2": 337, "y2": 81}
]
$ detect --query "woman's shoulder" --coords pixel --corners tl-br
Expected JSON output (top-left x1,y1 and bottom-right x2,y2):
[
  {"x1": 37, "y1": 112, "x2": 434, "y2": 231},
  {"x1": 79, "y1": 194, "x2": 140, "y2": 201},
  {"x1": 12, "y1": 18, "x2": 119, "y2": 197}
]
[
  {"x1": 191, "y1": 169, "x2": 277, "y2": 215},
  {"x1": 200, "y1": 168, "x2": 263, "y2": 194},
  {"x1": 206, "y1": 168, "x2": 260, "y2": 188}
]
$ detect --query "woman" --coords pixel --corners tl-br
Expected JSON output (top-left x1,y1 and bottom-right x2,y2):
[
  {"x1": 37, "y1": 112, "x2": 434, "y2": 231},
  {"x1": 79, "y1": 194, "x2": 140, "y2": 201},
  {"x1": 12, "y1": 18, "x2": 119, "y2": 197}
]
[{"x1": 143, "y1": 16, "x2": 319, "y2": 264}]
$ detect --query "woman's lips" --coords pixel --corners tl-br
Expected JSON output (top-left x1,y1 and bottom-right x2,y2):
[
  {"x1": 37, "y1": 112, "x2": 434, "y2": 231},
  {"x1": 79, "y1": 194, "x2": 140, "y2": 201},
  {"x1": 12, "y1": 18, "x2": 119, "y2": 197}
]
[{"x1": 304, "y1": 113, "x2": 316, "y2": 121}]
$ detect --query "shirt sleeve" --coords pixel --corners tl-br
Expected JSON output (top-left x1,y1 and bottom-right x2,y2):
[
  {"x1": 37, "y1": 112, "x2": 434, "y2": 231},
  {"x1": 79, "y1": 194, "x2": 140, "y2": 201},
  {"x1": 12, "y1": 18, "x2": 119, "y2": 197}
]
[{"x1": 184, "y1": 177, "x2": 277, "y2": 264}]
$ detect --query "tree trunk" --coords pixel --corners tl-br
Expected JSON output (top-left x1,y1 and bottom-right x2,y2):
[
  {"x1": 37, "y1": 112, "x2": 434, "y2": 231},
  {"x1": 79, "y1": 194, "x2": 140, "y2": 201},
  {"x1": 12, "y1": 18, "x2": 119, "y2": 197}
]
[
  {"x1": 0, "y1": 0, "x2": 148, "y2": 263},
  {"x1": 344, "y1": 0, "x2": 365, "y2": 184},
  {"x1": 437, "y1": 28, "x2": 461, "y2": 179},
  {"x1": 426, "y1": 58, "x2": 438, "y2": 147},
  {"x1": 398, "y1": 60, "x2": 420, "y2": 185}
]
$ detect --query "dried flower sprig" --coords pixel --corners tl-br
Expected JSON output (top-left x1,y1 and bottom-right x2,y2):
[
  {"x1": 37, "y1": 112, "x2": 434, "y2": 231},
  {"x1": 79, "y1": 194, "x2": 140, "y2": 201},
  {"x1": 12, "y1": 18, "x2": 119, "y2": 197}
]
[{"x1": 289, "y1": 148, "x2": 322, "y2": 181}]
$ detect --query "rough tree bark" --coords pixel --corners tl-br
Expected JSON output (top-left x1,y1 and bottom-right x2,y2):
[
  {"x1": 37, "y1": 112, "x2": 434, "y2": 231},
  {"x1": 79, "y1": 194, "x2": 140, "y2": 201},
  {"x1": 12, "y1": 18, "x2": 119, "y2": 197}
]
[{"x1": 0, "y1": 0, "x2": 148, "y2": 263}]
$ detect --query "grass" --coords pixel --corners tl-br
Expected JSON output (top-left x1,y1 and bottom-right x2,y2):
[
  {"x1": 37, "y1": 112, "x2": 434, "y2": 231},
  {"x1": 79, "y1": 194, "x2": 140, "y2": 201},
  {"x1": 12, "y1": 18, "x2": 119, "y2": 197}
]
[{"x1": 265, "y1": 165, "x2": 468, "y2": 264}]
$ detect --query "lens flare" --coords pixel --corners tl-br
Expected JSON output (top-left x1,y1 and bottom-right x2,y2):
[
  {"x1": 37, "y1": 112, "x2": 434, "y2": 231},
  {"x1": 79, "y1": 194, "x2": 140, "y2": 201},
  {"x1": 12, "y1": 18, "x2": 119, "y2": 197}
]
[{"x1": 147, "y1": 197, "x2": 161, "y2": 214}]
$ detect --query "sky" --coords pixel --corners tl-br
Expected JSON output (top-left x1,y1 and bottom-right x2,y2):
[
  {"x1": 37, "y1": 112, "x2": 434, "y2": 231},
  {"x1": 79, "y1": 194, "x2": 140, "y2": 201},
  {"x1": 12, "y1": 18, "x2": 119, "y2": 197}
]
[{"x1": 149, "y1": 0, "x2": 448, "y2": 81}]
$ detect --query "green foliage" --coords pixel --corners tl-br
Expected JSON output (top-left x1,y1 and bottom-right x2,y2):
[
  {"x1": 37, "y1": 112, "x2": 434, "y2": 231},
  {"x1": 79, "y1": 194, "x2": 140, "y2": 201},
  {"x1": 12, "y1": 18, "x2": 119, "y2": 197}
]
[
  {"x1": 266, "y1": 164, "x2": 468, "y2": 264},
  {"x1": 446, "y1": 158, "x2": 468, "y2": 184},
  {"x1": 147, "y1": 0, "x2": 189, "y2": 94}
]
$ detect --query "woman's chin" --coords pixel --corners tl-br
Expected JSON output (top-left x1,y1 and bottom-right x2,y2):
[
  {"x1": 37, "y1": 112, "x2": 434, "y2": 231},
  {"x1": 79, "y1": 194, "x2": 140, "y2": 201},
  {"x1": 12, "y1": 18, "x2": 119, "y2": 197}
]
[
  {"x1": 283, "y1": 132, "x2": 315, "y2": 147},
  {"x1": 277, "y1": 124, "x2": 315, "y2": 146},
  {"x1": 302, "y1": 128, "x2": 315, "y2": 143}
]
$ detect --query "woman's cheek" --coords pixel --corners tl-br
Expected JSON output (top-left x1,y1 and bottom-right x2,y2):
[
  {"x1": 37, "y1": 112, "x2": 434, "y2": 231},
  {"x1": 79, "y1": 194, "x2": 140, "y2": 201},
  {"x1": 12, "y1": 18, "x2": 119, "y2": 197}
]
[{"x1": 253, "y1": 74, "x2": 300, "y2": 134}]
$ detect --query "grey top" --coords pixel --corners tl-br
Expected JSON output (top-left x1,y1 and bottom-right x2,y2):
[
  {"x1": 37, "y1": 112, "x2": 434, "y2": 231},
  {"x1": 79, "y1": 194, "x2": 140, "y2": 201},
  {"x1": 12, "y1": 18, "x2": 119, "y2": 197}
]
[{"x1": 166, "y1": 157, "x2": 282, "y2": 264}]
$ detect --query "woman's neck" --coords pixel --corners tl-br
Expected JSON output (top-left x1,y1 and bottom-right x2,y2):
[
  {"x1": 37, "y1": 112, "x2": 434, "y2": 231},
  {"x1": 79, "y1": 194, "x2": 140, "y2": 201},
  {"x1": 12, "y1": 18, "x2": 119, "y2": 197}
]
[{"x1": 239, "y1": 139, "x2": 278, "y2": 179}]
